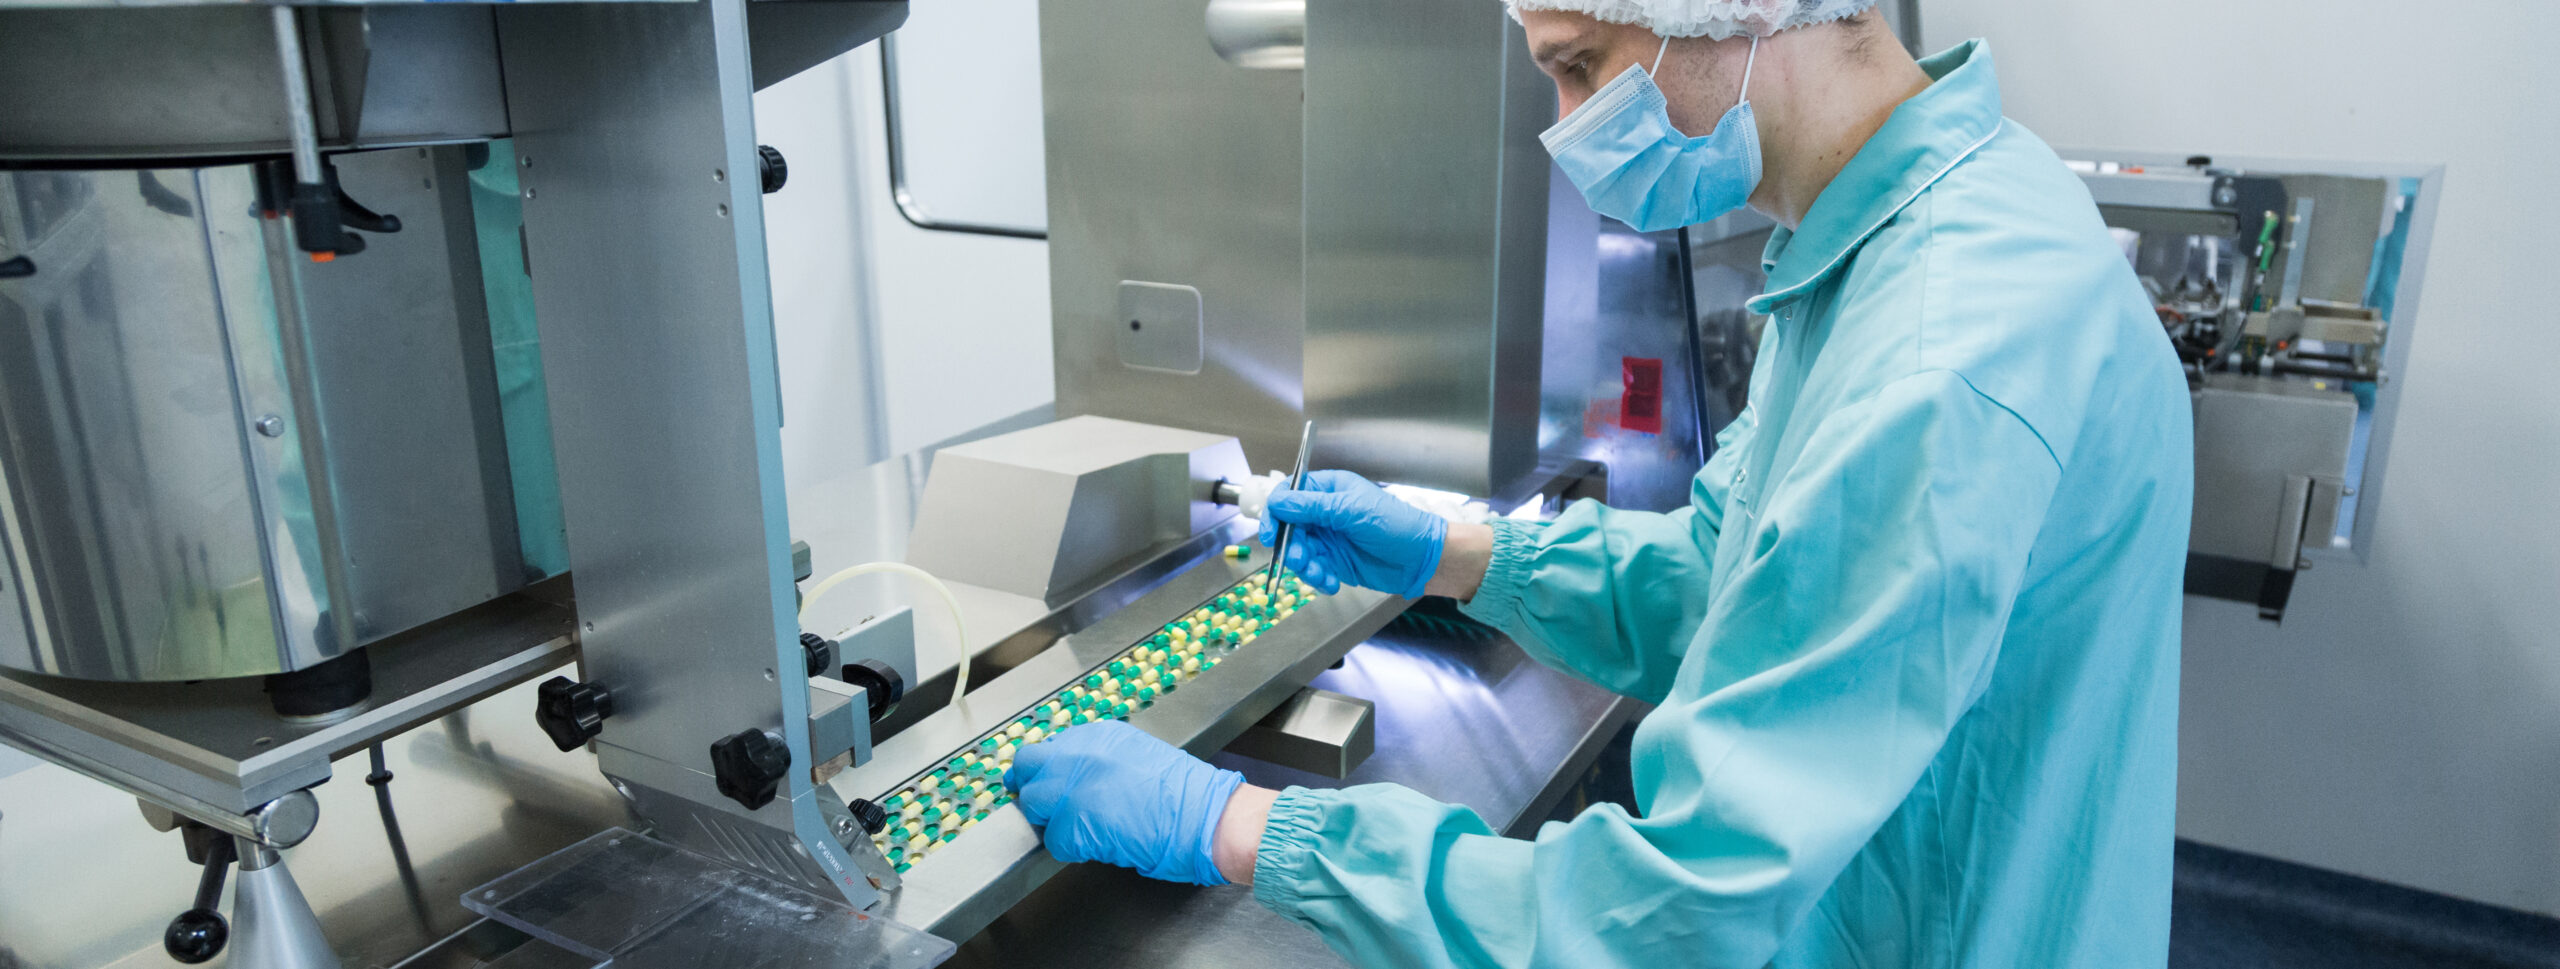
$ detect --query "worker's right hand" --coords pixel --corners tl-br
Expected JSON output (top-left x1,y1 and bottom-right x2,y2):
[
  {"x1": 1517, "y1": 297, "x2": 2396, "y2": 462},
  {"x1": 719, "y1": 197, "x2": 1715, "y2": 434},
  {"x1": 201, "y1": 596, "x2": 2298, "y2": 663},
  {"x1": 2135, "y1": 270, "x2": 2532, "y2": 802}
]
[{"x1": 1259, "y1": 470, "x2": 1446, "y2": 599}]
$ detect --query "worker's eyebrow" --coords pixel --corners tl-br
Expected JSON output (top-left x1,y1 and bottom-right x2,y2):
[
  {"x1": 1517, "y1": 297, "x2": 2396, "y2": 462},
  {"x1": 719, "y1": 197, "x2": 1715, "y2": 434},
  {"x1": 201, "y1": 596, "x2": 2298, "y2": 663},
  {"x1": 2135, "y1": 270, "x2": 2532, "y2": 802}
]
[{"x1": 1531, "y1": 28, "x2": 1601, "y2": 68}]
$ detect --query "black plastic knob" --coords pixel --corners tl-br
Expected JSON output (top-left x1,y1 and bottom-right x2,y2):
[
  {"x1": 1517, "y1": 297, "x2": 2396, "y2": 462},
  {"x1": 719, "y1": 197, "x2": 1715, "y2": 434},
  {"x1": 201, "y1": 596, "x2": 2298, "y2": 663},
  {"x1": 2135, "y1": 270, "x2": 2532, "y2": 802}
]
[
  {"x1": 800, "y1": 632, "x2": 837, "y2": 679},
  {"x1": 0, "y1": 256, "x2": 32, "y2": 280},
  {"x1": 840, "y1": 659, "x2": 905, "y2": 724},
  {"x1": 710, "y1": 728, "x2": 791, "y2": 810},
  {"x1": 165, "y1": 909, "x2": 228, "y2": 964},
  {"x1": 534, "y1": 676, "x2": 615, "y2": 752},
  {"x1": 846, "y1": 797, "x2": 890, "y2": 835},
  {"x1": 757, "y1": 145, "x2": 788, "y2": 194}
]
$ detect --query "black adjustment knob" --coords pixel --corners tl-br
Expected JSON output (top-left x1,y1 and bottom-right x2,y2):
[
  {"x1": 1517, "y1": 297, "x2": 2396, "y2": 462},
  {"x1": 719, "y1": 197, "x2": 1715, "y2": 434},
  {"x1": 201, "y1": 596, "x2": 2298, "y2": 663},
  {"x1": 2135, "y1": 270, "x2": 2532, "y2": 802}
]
[
  {"x1": 165, "y1": 909, "x2": 227, "y2": 964},
  {"x1": 0, "y1": 256, "x2": 32, "y2": 280},
  {"x1": 800, "y1": 632, "x2": 837, "y2": 679},
  {"x1": 757, "y1": 145, "x2": 788, "y2": 194},
  {"x1": 710, "y1": 728, "x2": 791, "y2": 810},
  {"x1": 846, "y1": 797, "x2": 889, "y2": 835},
  {"x1": 840, "y1": 659, "x2": 905, "y2": 724},
  {"x1": 534, "y1": 676, "x2": 615, "y2": 752}
]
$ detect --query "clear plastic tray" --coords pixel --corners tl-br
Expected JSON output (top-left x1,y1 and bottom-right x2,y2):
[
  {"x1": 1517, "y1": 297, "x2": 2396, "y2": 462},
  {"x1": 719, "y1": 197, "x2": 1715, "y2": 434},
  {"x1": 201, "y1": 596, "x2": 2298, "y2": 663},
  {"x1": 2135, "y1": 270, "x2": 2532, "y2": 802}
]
[{"x1": 461, "y1": 828, "x2": 954, "y2": 969}]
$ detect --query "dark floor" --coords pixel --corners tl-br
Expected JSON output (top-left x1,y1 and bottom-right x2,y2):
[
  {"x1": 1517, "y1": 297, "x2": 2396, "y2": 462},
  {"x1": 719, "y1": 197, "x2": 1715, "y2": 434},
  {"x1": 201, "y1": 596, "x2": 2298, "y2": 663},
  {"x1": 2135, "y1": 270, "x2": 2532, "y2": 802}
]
[{"x1": 2171, "y1": 839, "x2": 2560, "y2": 969}]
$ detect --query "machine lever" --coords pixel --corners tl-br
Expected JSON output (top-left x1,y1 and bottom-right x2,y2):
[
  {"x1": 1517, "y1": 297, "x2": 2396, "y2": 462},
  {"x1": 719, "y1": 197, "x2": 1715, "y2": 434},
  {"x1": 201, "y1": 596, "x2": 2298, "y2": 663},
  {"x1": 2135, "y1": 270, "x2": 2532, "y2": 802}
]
[
  {"x1": 164, "y1": 834, "x2": 236, "y2": 964},
  {"x1": 333, "y1": 186, "x2": 401, "y2": 234}
]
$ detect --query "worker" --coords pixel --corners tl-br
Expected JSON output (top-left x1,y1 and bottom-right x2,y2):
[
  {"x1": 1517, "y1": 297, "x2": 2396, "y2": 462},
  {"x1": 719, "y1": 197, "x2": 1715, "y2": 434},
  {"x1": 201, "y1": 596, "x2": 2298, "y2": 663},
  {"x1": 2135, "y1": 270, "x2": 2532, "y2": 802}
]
[{"x1": 1006, "y1": 0, "x2": 2194, "y2": 965}]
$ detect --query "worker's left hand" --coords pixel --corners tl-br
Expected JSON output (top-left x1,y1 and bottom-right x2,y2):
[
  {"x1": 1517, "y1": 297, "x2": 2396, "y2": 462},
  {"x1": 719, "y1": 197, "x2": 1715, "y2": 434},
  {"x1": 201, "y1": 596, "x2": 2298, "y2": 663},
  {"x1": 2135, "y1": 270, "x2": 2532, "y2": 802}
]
[{"x1": 1003, "y1": 720, "x2": 1244, "y2": 885}]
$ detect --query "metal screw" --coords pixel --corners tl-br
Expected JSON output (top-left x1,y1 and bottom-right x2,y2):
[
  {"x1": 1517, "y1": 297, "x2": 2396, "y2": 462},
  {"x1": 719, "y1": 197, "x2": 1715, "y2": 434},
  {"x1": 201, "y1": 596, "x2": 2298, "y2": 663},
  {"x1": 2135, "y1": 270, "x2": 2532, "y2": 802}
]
[
  {"x1": 715, "y1": 203, "x2": 730, "y2": 218},
  {"x1": 523, "y1": 187, "x2": 536, "y2": 200},
  {"x1": 2214, "y1": 185, "x2": 2238, "y2": 206},
  {"x1": 253, "y1": 415, "x2": 284, "y2": 437},
  {"x1": 520, "y1": 155, "x2": 532, "y2": 168},
  {"x1": 713, "y1": 169, "x2": 727, "y2": 183}
]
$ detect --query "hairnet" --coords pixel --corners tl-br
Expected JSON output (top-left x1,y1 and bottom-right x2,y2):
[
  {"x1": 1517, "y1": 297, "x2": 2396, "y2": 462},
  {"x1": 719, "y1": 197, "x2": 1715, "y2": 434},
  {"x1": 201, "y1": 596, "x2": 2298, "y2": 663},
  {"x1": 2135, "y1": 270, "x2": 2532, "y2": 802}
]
[{"x1": 1506, "y1": 0, "x2": 1878, "y2": 40}]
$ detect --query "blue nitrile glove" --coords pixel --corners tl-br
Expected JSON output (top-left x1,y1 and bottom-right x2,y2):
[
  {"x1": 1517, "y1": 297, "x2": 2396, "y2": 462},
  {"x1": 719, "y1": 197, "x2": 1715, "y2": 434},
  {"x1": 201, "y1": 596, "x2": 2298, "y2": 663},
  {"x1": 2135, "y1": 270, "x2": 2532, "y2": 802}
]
[
  {"x1": 1258, "y1": 470, "x2": 1447, "y2": 598},
  {"x1": 1003, "y1": 720, "x2": 1244, "y2": 885}
]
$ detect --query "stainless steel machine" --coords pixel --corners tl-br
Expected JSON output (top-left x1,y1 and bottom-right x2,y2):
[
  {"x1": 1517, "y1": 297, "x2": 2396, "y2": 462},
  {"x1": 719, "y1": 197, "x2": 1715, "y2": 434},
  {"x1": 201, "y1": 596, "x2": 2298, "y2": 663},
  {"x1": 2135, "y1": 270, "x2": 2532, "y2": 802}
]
[
  {"x1": 2068, "y1": 156, "x2": 2439, "y2": 621},
  {"x1": 0, "y1": 1, "x2": 1677, "y2": 968},
  {"x1": 1, "y1": 0, "x2": 940, "y2": 965}
]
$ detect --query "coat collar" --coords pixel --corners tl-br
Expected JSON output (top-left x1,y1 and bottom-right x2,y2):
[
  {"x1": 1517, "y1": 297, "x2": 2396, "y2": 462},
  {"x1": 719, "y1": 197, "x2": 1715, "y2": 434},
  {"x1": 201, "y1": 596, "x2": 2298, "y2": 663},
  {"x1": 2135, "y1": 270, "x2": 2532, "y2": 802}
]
[{"x1": 1749, "y1": 40, "x2": 2005, "y2": 314}]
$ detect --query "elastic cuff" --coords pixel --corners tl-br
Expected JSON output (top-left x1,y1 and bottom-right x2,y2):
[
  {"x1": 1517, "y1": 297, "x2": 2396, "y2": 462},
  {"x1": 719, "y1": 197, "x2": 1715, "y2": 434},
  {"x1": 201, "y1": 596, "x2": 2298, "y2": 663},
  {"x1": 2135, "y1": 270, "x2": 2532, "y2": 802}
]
[
  {"x1": 1457, "y1": 518, "x2": 1541, "y2": 623},
  {"x1": 1251, "y1": 786, "x2": 1333, "y2": 922}
]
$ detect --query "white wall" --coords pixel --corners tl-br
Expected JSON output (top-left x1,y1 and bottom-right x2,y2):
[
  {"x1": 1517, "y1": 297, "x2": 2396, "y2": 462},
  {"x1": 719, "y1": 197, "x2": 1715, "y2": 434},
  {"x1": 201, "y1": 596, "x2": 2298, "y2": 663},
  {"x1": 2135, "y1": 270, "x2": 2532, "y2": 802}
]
[
  {"x1": 841, "y1": 39, "x2": 1055, "y2": 456},
  {"x1": 753, "y1": 43, "x2": 1053, "y2": 472},
  {"x1": 757, "y1": 55, "x2": 891, "y2": 492},
  {"x1": 1924, "y1": 1, "x2": 2560, "y2": 916}
]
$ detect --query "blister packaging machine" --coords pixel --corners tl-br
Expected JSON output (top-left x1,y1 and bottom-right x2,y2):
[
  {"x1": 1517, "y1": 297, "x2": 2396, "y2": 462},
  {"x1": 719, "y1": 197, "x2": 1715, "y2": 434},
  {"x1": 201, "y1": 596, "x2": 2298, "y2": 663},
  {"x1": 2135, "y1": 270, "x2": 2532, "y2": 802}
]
[{"x1": 0, "y1": 0, "x2": 1685, "y2": 966}]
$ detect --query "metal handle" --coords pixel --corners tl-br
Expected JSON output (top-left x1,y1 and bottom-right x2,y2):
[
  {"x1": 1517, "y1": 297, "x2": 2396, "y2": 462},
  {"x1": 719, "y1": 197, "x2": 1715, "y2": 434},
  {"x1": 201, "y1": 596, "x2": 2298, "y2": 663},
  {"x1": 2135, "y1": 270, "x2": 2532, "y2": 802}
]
[{"x1": 877, "y1": 37, "x2": 1048, "y2": 240}]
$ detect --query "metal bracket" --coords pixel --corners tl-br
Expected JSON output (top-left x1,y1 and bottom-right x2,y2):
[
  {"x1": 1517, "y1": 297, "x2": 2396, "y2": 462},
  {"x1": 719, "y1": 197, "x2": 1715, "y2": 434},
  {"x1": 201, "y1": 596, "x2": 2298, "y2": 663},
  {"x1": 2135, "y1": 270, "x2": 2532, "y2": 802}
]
[{"x1": 1224, "y1": 686, "x2": 1374, "y2": 780}]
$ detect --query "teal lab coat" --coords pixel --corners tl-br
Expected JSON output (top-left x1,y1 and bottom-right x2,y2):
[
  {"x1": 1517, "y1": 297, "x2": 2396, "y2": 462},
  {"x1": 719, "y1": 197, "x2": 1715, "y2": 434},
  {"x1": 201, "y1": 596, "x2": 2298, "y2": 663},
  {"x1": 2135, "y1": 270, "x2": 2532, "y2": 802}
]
[{"x1": 1250, "y1": 41, "x2": 2192, "y2": 969}]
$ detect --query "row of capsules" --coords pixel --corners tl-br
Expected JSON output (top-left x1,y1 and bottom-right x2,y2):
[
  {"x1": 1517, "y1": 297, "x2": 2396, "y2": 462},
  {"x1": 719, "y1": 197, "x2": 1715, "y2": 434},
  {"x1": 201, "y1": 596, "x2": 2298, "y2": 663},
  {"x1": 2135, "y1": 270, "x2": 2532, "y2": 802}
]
[{"x1": 867, "y1": 566, "x2": 1323, "y2": 873}]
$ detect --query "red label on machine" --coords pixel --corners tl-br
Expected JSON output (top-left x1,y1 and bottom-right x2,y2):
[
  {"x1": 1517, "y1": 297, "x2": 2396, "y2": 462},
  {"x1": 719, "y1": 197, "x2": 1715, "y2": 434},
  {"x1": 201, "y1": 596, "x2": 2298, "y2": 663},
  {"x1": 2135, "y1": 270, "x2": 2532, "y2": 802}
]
[{"x1": 1621, "y1": 357, "x2": 1664, "y2": 434}]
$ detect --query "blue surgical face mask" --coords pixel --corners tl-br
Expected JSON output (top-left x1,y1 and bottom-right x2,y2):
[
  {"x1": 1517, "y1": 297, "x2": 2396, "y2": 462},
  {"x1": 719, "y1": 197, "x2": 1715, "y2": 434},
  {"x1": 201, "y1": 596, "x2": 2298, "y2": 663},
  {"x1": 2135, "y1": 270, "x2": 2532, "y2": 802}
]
[{"x1": 1542, "y1": 35, "x2": 1762, "y2": 232}]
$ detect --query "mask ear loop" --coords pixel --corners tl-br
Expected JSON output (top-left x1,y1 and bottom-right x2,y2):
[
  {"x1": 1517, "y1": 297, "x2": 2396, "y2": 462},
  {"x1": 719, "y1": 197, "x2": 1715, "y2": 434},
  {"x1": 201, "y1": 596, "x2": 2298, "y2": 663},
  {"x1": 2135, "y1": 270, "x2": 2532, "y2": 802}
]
[
  {"x1": 1737, "y1": 35, "x2": 1761, "y2": 105},
  {"x1": 1650, "y1": 35, "x2": 1671, "y2": 77}
]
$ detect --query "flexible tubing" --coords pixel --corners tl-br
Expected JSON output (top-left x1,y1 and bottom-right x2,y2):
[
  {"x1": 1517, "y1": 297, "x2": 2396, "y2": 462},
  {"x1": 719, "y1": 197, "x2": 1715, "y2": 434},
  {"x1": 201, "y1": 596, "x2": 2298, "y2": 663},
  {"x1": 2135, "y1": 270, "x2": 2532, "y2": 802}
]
[{"x1": 799, "y1": 561, "x2": 972, "y2": 717}]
